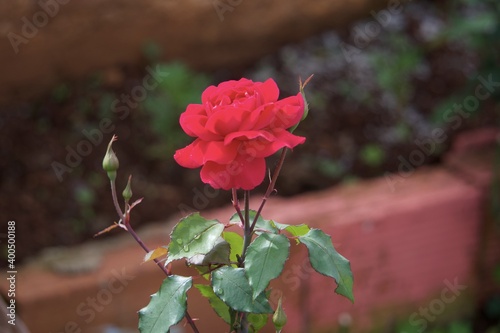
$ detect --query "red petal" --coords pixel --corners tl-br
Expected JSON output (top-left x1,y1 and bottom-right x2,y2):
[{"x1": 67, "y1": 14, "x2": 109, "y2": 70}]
[
  {"x1": 173, "y1": 142, "x2": 203, "y2": 169},
  {"x1": 189, "y1": 140, "x2": 241, "y2": 165},
  {"x1": 180, "y1": 113, "x2": 221, "y2": 141},
  {"x1": 201, "y1": 85, "x2": 218, "y2": 105},
  {"x1": 200, "y1": 155, "x2": 266, "y2": 190},
  {"x1": 205, "y1": 107, "x2": 250, "y2": 136},
  {"x1": 248, "y1": 104, "x2": 276, "y2": 130},
  {"x1": 271, "y1": 94, "x2": 305, "y2": 129},
  {"x1": 183, "y1": 103, "x2": 206, "y2": 117},
  {"x1": 224, "y1": 130, "x2": 275, "y2": 146},
  {"x1": 257, "y1": 78, "x2": 279, "y2": 104},
  {"x1": 243, "y1": 129, "x2": 305, "y2": 158}
]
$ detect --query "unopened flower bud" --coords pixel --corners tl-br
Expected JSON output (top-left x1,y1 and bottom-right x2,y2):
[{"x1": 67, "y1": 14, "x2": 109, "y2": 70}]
[
  {"x1": 299, "y1": 75, "x2": 312, "y2": 122},
  {"x1": 290, "y1": 75, "x2": 312, "y2": 133},
  {"x1": 300, "y1": 91, "x2": 309, "y2": 122},
  {"x1": 272, "y1": 296, "x2": 287, "y2": 332},
  {"x1": 103, "y1": 135, "x2": 119, "y2": 181},
  {"x1": 122, "y1": 175, "x2": 133, "y2": 203}
]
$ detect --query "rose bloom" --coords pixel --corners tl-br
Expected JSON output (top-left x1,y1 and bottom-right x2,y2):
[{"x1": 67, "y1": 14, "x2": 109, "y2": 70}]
[{"x1": 174, "y1": 78, "x2": 305, "y2": 190}]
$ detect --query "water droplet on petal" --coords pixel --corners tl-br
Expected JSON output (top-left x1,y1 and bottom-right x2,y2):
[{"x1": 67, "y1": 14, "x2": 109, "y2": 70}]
[
  {"x1": 193, "y1": 234, "x2": 201, "y2": 240},
  {"x1": 176, "y1": 239, "x2": 183, "y2": 245},
  {"x1": 183, "y1": 245, "x2": 189, "y2": 252}
]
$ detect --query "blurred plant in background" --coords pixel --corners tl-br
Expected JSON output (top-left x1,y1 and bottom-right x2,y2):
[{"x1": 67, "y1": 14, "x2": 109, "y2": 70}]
[
  {"x1": 245, "y1": 0, "x2": 499, "y2": 191},
  {"x1": 431, "y1": 0, "x2": 500, "y2": 125},
  {"x1": 141, "y1": 62, "x2": 211, "y2": 159}
]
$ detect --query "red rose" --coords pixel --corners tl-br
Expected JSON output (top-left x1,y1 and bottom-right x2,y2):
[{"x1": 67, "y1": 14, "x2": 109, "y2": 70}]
[{"x1": 174, "y1": 78, "x2": 305, "y2": 190}]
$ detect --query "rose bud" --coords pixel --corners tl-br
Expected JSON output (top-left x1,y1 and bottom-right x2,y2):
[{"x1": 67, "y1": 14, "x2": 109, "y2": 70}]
[{"x1": 103, "y1": 135, "x2": 119, "y2": 181}]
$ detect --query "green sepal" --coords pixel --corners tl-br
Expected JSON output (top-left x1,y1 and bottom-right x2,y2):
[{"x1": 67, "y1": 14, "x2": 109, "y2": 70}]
[
  {"x1": 272, "y1": 296, "x2": 287, "y2": 332},
  {"x1": 289, "y1": 76, "x2": 311, "y2": 133}
]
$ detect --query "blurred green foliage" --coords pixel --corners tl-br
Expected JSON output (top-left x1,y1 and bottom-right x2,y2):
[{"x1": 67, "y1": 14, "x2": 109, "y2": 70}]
[
  {"x1": 359, "y1": 144, "x2": 386, "y2": 167},
  {"x1": 316, "y1": 157, "x2": 346, "y2": 179},
  {"x1": 51, "y1": 83, "x2": 71, "y2": 102},
  {"x1": 432, "y1": 0, "x2": 500, "y2": 125},
  {"x1": 368, "y1": 33, "x2": 422, "y2": 110},
  {"x1": 141, "y1": 62, "x2": 211, "y2": 158}
]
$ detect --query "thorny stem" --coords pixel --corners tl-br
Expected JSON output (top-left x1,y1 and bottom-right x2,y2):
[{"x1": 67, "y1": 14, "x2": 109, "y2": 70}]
[
  {"x1": 232, "y1": 188, "x2": 245, "y2": 227},
  {"x1": 123, "y1": 213, "x2": 171, "y2": 276},
  {"x1": 244, "y1": 190, "x2": 250, "y2": 229},
  {"x1": 240, "y1": 191, "x2": 253, "y2": 333},
  {"x1": 241, "y1": 190, "x2": 252, "y2": 262},
  {"x1": 109, "y1": 180, "x2": 201, "y2": 333},
  {"x1": 249, "y1": 148, "x2": 288, "y2": 232}
]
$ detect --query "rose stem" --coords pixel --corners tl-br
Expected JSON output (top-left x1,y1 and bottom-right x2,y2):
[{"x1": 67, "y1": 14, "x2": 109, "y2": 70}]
[
  {"x1": 110, "y1": 179, "x2": 124, "y2": 220},
  {"x1": 232, "y1": 188, "x2": 246, "y2": 227},
  {"x1": 240, "y1": 190, "x2": 252, "y2": 261},
  {"x1": 249, "y1": 148, "x2": 288, "y2": 232},
  {"x1": 239, "y1": 190, "x2": 252, "y2": 333},
  {"x1": 110, "y1": 180, "x2": 201, "y2": 333},
  {"x1": 240, "y1": 312, "x2": 249, "y2": 333}
]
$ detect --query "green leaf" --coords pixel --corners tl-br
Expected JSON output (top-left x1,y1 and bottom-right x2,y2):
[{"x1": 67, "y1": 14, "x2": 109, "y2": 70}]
[
  {"x1": 195, "y1": 284, "x2": 231, "y2": 325},
  {"x1": 299, "y1": 229, "x2": 354, "y2": 302},
  {"x1": 229, "y1": 210, "x2": 278, "y2": 234},
  {"x1": 211, "y1": 267, "x2": 273, "y2": 314},
  {"x1": 222, "y1": 231, "x2": 243, "y2": 265},
  {"x1": 138, "y1": 275, "x2": 192, "y2": 333},
  {"x1": 166, "y1": 213, "x2": 224, "y2": 264},
  {"x1": 245, "y1": 233, "x2": 290, "y2": 299},
  {"x1": 188, "y1": 237, "x2": 230, "y2": 265},
  {"x1": 273, "y1": 222, "x2": 310, "y2": 237},
  {"x1": 194, "y1": 265, "x2": 211, "y2": 280},
  {"x1": 248, "y1": 313, "x2": 268, "y2": 332}
]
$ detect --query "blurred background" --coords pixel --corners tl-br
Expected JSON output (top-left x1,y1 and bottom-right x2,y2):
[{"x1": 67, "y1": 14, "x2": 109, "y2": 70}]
[{"x1": 0, "y1": 0, "x2": 499, "y2": 332}]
